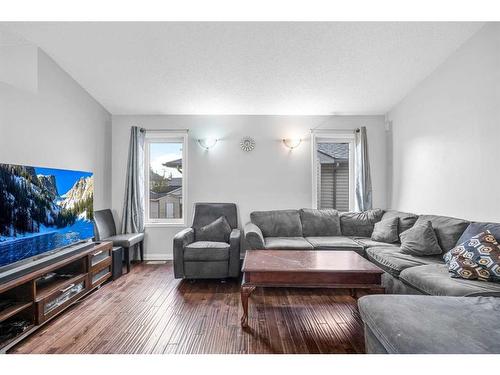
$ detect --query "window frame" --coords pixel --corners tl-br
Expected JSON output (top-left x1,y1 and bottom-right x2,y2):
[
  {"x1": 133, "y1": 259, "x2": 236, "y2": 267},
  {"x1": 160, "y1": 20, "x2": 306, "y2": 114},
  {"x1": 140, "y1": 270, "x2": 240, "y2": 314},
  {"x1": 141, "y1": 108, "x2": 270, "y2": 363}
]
[
  {"x1": 311, "y1": 131, "x2": 355, "y2": 211},
  {"x1": 144, "y1": 130, "x2": 188, "y2": 227}
]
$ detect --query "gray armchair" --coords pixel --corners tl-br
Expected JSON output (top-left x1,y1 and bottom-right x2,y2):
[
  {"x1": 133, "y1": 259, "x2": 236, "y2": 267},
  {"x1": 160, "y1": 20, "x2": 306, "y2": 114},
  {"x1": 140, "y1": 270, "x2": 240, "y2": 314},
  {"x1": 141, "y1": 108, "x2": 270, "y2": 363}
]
[
  {"x1": 173, "y1": 203, "x2": 241, "y2": 279},
  {"x1": 94, "y1": 209, "x2": 144, "y2": 273}
]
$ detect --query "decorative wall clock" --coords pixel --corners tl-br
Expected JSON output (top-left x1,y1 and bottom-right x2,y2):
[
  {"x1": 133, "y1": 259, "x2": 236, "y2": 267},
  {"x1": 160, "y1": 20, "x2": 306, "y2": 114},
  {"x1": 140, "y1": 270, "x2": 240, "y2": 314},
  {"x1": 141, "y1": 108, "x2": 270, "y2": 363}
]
[{"x1": 240, "y1": 137, "x2": 256, "y2": 152}]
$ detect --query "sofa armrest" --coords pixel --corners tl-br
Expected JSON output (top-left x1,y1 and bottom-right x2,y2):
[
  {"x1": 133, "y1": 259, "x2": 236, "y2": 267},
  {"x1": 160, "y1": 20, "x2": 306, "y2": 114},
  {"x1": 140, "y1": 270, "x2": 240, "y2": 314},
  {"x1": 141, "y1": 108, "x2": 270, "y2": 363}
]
[
  {"x1": 244, "y1": 222, "x2": 265, "y2": 249},
  {"x1": 228, "y1": 228, "x2": 241, "y2": 278},
  {"x1": 173, "y1": 227, "x2": 195, "y2": 278}
]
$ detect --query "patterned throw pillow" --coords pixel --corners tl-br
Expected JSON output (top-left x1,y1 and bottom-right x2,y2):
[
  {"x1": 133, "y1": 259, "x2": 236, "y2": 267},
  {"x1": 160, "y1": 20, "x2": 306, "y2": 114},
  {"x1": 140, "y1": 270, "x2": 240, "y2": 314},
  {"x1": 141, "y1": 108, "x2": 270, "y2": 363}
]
[{"x1": 443, "y1": 230, "x2": 500, "y2": 282}]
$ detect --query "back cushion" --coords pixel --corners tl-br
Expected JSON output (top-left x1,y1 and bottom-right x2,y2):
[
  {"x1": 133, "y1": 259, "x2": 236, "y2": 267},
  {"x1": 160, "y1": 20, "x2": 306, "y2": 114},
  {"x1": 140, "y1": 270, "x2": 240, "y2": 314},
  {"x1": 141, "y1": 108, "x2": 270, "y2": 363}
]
[
  {"x1": 456, "y1": 222, "x2": 500, "y2": 245},
  {"x1": 340, "y1": 209, "x2": 384, "y2": 237},
  {"x1": 299, "y1": 209, "x2": 341, "y2": 237},
  {"x1": 250, "y1": 210, "x2": 303, "y2": 237},
  {"x1": 381, "y1": 210, "x2": 418, "y2": 235},
  {"x1": 415, "y1": 214, "x2": 469, "y2": 253}
]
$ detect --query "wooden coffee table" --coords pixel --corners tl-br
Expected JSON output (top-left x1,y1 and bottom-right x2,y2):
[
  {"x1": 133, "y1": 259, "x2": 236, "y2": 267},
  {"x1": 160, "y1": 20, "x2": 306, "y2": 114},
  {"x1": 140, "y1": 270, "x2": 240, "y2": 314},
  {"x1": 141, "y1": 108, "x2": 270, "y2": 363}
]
[{"x1": 240, "y1": 249, "x2": 384, "y2": 328}]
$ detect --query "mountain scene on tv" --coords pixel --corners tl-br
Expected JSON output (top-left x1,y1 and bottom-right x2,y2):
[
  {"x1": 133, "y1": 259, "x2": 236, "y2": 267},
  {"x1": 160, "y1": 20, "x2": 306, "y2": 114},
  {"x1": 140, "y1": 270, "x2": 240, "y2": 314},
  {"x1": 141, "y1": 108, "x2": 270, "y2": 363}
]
[{"x1": 0, "y1": 163, "x2": 94, "y2": 268}]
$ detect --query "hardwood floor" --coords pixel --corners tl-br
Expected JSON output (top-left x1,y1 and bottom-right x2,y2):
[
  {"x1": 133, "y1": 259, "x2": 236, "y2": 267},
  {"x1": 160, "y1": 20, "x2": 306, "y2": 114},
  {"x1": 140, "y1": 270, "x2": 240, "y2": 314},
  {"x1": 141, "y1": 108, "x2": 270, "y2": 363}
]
[{"x1": 10, "y1": 262, "x2": 366, "y2": 354}]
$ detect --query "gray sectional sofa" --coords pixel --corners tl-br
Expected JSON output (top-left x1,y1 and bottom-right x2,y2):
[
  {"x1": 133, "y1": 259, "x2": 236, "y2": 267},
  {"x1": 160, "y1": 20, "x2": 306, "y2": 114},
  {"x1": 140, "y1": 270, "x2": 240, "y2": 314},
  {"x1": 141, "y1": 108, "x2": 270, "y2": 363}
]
[
  {"x1": 244, "y1": 207, "x2": 500, "y2": 354},
  {"x1": 244, "y1": 208, "x2": 500, "y2": 297}
]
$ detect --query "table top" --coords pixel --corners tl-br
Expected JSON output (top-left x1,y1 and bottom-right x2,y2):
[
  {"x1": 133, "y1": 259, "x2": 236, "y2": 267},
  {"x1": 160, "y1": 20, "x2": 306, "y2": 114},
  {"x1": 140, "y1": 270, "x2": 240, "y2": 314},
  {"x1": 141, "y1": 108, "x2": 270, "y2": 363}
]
[{"x1": 242, "y1": 250, "x2": 383, "y2": 274}]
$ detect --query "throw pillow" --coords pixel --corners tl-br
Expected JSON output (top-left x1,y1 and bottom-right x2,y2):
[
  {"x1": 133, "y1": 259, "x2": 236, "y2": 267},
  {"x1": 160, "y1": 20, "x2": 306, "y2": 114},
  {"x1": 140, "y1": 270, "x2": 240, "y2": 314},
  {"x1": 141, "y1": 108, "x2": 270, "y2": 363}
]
[
  {"x1": 299, "y1": 208, "x2": 341, "y2": 237},
  {"x1": 196, "y1": 216, "x2": 232, "y2": 243},
  {"x1": 371, "y1": 217, "x2": 399, "y2": 243},
  {"x1": 400, "y1": 220, "x2": 442, "y2": 256},
  {"x1": 339, "y1": 209, "x2": 385, "y2": 237},
  {"x1": 456, "y1": 222, "x2": 500, "y2": 246},
  {"x1": 443, "y1": 230, "x2": 500, "y2": 282}
]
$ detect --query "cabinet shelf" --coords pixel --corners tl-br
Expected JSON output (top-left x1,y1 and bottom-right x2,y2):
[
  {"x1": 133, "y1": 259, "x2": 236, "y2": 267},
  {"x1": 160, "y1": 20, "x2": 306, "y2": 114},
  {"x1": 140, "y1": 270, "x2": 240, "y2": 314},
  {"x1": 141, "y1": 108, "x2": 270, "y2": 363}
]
[{"x1": 0, "y1": 302, "x2": 33, "y2": 324}]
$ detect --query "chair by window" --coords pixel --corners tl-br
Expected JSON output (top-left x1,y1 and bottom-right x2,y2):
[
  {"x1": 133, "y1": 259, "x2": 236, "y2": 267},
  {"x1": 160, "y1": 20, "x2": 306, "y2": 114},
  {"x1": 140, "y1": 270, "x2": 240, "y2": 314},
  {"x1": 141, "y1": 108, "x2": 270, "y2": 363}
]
[
  {"x1": 173, "y1": 203, "x2": 241, "y2": 279},
  {"x1": 94, "y1": 209, "x2": 145, "y2": 273}
]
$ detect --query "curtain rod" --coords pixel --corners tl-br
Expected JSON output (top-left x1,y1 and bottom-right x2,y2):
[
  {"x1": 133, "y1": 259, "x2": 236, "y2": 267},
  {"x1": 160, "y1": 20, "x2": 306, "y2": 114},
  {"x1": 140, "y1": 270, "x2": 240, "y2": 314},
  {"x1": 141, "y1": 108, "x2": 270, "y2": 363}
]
[
  {"x1": 140, "y1": 128, "x2": 189, "y2": 133},
  {"x1": 310, "y1": 128, "x2": 360, "y2": 133}
]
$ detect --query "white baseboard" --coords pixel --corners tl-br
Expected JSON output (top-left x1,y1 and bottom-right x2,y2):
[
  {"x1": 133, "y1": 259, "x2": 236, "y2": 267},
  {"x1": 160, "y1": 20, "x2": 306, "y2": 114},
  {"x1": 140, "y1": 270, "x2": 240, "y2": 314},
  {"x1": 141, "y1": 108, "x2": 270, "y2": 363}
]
[{"x1": 144, "y1": 253, "x2": 173, "y2": 261}]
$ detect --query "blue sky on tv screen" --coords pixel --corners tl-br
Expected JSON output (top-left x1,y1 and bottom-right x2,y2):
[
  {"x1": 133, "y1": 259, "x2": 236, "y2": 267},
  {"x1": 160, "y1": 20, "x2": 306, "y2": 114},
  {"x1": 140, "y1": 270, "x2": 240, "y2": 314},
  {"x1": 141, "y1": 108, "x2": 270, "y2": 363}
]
[{"x1": 35, "y1": 167, "x2": 92, "y2": 195}]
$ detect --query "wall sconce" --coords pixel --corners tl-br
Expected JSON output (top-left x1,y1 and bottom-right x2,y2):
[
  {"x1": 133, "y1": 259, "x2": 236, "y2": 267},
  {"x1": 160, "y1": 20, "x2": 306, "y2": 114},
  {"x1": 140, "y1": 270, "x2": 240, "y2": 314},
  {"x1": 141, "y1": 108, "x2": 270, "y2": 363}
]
[
  {"x1": 282, "y1": 138, "x2": 302, "y2": 150},
  {"x1": 197, "y1": 137, "x2": 218, "y2": 150}
]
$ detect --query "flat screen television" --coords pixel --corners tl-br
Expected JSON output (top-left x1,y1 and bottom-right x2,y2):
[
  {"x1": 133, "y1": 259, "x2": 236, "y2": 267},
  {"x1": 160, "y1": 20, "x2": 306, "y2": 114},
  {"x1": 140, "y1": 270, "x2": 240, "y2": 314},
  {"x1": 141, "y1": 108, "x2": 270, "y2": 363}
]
[{"x1": 0, "y1": 163, "x2": 94, "y2": 271}]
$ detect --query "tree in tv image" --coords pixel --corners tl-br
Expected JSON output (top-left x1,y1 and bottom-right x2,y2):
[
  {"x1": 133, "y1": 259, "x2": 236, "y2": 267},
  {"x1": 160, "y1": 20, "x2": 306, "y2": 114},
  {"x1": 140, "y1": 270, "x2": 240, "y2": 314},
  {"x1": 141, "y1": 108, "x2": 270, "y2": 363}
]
[{"x1": 0, "y1": 163, "x2": 94, "y2": 267}]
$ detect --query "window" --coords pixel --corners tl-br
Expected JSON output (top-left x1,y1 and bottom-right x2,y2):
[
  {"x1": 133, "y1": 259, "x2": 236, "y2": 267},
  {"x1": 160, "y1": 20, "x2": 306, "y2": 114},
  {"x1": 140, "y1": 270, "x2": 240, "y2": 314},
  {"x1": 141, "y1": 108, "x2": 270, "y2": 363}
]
[
  {"x1": 311, "y1": 132, "x2": 354, "y2": 212},
  {"x1": 144, "y1": 131, "x2": 188, "y2": 225}
]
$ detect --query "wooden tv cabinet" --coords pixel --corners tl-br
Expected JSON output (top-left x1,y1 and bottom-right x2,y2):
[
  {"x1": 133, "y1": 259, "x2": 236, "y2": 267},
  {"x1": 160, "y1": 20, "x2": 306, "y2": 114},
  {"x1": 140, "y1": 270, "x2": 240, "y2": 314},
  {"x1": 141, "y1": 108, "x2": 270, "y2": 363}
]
[{"x1": 0, "y1": 241, "x2": 113, "y2": 353}]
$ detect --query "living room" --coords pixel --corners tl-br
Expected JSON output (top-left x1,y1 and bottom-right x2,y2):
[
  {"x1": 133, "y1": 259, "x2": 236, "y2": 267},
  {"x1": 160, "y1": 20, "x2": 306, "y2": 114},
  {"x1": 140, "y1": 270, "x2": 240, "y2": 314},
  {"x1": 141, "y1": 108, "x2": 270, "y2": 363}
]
[{"x1": 1, "y1": 0, "x2": 499, "y2": 372}]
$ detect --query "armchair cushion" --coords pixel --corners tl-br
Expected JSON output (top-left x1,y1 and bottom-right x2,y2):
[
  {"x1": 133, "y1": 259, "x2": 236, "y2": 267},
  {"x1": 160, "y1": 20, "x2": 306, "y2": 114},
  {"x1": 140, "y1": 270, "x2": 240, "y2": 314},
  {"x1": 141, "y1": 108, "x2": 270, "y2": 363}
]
[
  {"x1": 105, "y1": 233, "x2": 144, "y2": 248},
  {"x1": 196, "y1": 216, "x2": 232, "y2": 243},
  {"x1": 184, "y1": 241, "x2": 230, "y2": 261}
]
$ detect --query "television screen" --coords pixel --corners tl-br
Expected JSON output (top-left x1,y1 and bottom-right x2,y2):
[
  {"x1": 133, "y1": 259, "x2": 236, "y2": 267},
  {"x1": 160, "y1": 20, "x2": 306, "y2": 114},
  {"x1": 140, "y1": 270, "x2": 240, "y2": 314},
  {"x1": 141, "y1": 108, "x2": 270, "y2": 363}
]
[{"x1": 0, "y1": 163, "x2": 94, "y2": 268}]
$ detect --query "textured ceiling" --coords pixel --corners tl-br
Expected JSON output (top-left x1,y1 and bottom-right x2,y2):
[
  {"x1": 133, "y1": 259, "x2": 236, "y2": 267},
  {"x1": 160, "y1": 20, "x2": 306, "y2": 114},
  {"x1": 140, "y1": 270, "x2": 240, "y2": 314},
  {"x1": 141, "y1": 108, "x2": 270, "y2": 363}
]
[{"x1": 1, "y1": 22, "x2": 484, "y2": 115}]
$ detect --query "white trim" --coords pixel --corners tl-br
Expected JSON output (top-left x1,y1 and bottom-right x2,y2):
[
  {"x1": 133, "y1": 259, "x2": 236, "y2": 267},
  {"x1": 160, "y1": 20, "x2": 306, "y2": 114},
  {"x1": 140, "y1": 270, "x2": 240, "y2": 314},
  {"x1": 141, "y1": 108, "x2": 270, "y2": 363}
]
[
  {"x1": 144, "y1": 253, "x2": 173, "y2": 261},
  {"x1": 144, "y1": 130, "x2": 188, "y2": 226},
  {"x1": 144, "y1": 222, "x2": 186, "y2": 228},
  {"x1": 311, "y1": 130, "x2": 356, "y2": 211}
]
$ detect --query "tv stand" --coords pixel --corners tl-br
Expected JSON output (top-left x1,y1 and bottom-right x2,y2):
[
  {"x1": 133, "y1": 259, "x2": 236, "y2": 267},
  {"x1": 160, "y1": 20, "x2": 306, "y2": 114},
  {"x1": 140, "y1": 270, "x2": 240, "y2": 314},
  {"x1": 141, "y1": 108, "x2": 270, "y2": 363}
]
[{"x1": 0, "y1": 241, "x2": 113, "y2": 353}]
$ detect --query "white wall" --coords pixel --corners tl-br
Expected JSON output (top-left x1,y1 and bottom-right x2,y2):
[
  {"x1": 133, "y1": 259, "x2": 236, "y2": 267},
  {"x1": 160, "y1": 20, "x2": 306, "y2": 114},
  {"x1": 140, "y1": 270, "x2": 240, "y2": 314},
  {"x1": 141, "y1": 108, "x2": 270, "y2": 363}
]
[
  {"x1": 0, "y1": 48, "x2": 112, "y2": 209},
  {"x1": 112, "y1": 115, "x2": 387, "y2": 259},
  {"x1": 387, "y1": 23, "x2": 500, "y2": 222}
]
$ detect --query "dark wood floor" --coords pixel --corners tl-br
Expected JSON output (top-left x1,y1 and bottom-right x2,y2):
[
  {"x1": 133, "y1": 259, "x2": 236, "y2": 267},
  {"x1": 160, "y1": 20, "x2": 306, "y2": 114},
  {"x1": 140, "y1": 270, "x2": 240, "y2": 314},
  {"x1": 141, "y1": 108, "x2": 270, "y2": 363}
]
[{"x1": 10, "y1": 262, "x2": 366, "y2": 354}]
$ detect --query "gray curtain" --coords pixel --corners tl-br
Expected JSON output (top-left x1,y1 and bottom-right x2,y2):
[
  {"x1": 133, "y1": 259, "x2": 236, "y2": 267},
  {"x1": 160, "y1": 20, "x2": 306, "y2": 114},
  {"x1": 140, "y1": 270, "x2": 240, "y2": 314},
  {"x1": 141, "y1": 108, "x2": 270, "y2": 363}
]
[
  {"x1": 121, "y1": 126, "x2": 145, "y2": 234},
  {"x1": 354, "y1": 126, "x2": 373, "y2": 211}
]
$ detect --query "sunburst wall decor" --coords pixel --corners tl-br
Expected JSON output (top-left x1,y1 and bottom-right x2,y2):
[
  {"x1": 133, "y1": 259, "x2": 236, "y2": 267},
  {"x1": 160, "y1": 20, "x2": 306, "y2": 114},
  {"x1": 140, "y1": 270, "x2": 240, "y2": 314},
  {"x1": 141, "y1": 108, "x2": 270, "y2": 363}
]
[{"x1": 240, "y1": 137, "x2": 256, "y2": 152}]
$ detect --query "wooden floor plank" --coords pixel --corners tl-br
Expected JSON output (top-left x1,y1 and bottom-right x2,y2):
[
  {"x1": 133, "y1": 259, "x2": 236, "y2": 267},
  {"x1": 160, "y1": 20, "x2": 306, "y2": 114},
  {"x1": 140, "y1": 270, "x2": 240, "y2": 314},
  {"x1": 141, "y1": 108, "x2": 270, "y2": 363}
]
[{"x1": 9, "y1": 262, "x2": 366, "y2": 354}]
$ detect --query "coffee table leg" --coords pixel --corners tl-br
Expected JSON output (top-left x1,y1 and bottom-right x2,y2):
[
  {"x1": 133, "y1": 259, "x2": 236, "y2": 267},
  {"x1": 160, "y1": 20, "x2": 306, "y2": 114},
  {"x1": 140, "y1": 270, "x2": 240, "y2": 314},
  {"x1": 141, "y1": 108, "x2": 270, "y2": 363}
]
[{"x1": 240, "y1": 286, "x2": 255, "y2": 328}]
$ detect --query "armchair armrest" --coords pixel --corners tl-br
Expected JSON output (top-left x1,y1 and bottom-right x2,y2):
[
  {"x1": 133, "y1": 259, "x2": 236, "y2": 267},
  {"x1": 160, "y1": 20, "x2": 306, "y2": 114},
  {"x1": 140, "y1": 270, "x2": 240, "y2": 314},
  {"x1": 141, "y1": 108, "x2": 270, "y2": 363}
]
[
  {"x1": 173, "y1": 227, "x2": 195, "y2": 278},
  {"x1": 228, "y1": 228, "x2": 241, "y2": 278},
  {"x1": 244, "y1": 222, "x2": 265, "y2": 249}
]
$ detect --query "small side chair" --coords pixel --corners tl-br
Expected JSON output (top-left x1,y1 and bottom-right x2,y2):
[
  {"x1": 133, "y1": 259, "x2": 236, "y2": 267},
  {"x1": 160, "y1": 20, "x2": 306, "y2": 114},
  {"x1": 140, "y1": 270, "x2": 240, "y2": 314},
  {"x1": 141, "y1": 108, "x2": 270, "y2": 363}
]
[
  {"x1": 94, "y1": 209, "x2": 145, "y2": 273},
  {"x1": 173, "y1": 203, "x2": 241, "y2": 279}
]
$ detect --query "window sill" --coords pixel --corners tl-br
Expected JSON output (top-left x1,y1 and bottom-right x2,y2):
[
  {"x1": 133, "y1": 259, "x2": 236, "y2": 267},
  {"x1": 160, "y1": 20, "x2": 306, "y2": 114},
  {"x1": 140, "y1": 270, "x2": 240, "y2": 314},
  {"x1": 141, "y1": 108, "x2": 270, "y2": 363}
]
[{"x1": 144, "y1": 222, "x2": 186, "y2": 228}]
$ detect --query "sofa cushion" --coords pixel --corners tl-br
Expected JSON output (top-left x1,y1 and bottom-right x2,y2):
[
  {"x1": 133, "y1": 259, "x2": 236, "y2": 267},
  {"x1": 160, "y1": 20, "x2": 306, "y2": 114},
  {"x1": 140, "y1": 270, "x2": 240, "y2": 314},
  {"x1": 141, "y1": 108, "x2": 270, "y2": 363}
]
[
  {"x1": 195, "y1": 216, "x2": 232, "y2": 243},
  {"x1": 305, "y1": 236, "x2": 364, "y2": 255},
  {"x1": 457, "y1": 222, "x2": 500, "y2": 245},
  {"x1": 443, "y1": 230, "x2": 500, "y2": 282},
  {"x1": 371, "y1": 217, "x2": 399, "y2": 243},
  {"x1": 184, "y1": 241, "x2": 230, "y2": 261},
  {"x1": 400, "y1": 221, "x2": 443, "y2": 256},
  {"x1": 264, "y1": 237, "x2": 314, "y2": 250},
  {"x1": 415, "y1": 214, "x2": 469, "y2": 253},
  {"x1": 399, "y1": 263, "x2": 500, "y2": 297},
  {"x1": 358, "y1": 295, "x2": 500, "y2": 353},
  {"x1": 299, "y1": 208, "x2": 341, "y2": 237},
  {"x1": 380, "y1": 210, "x2": 418, "y2": 234},
  {"x1": 340, "y1": 209, "x2": 384, "y2": 237},
  {"x1": 366, "y1": 247, "x2": 443, "y2": 277},
  {"x1": 251, "y1": 210, "x2": 303, "y2": 237},
  {"x1": 354, "y1": 237, "x2": 399, "y2": 249}
]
